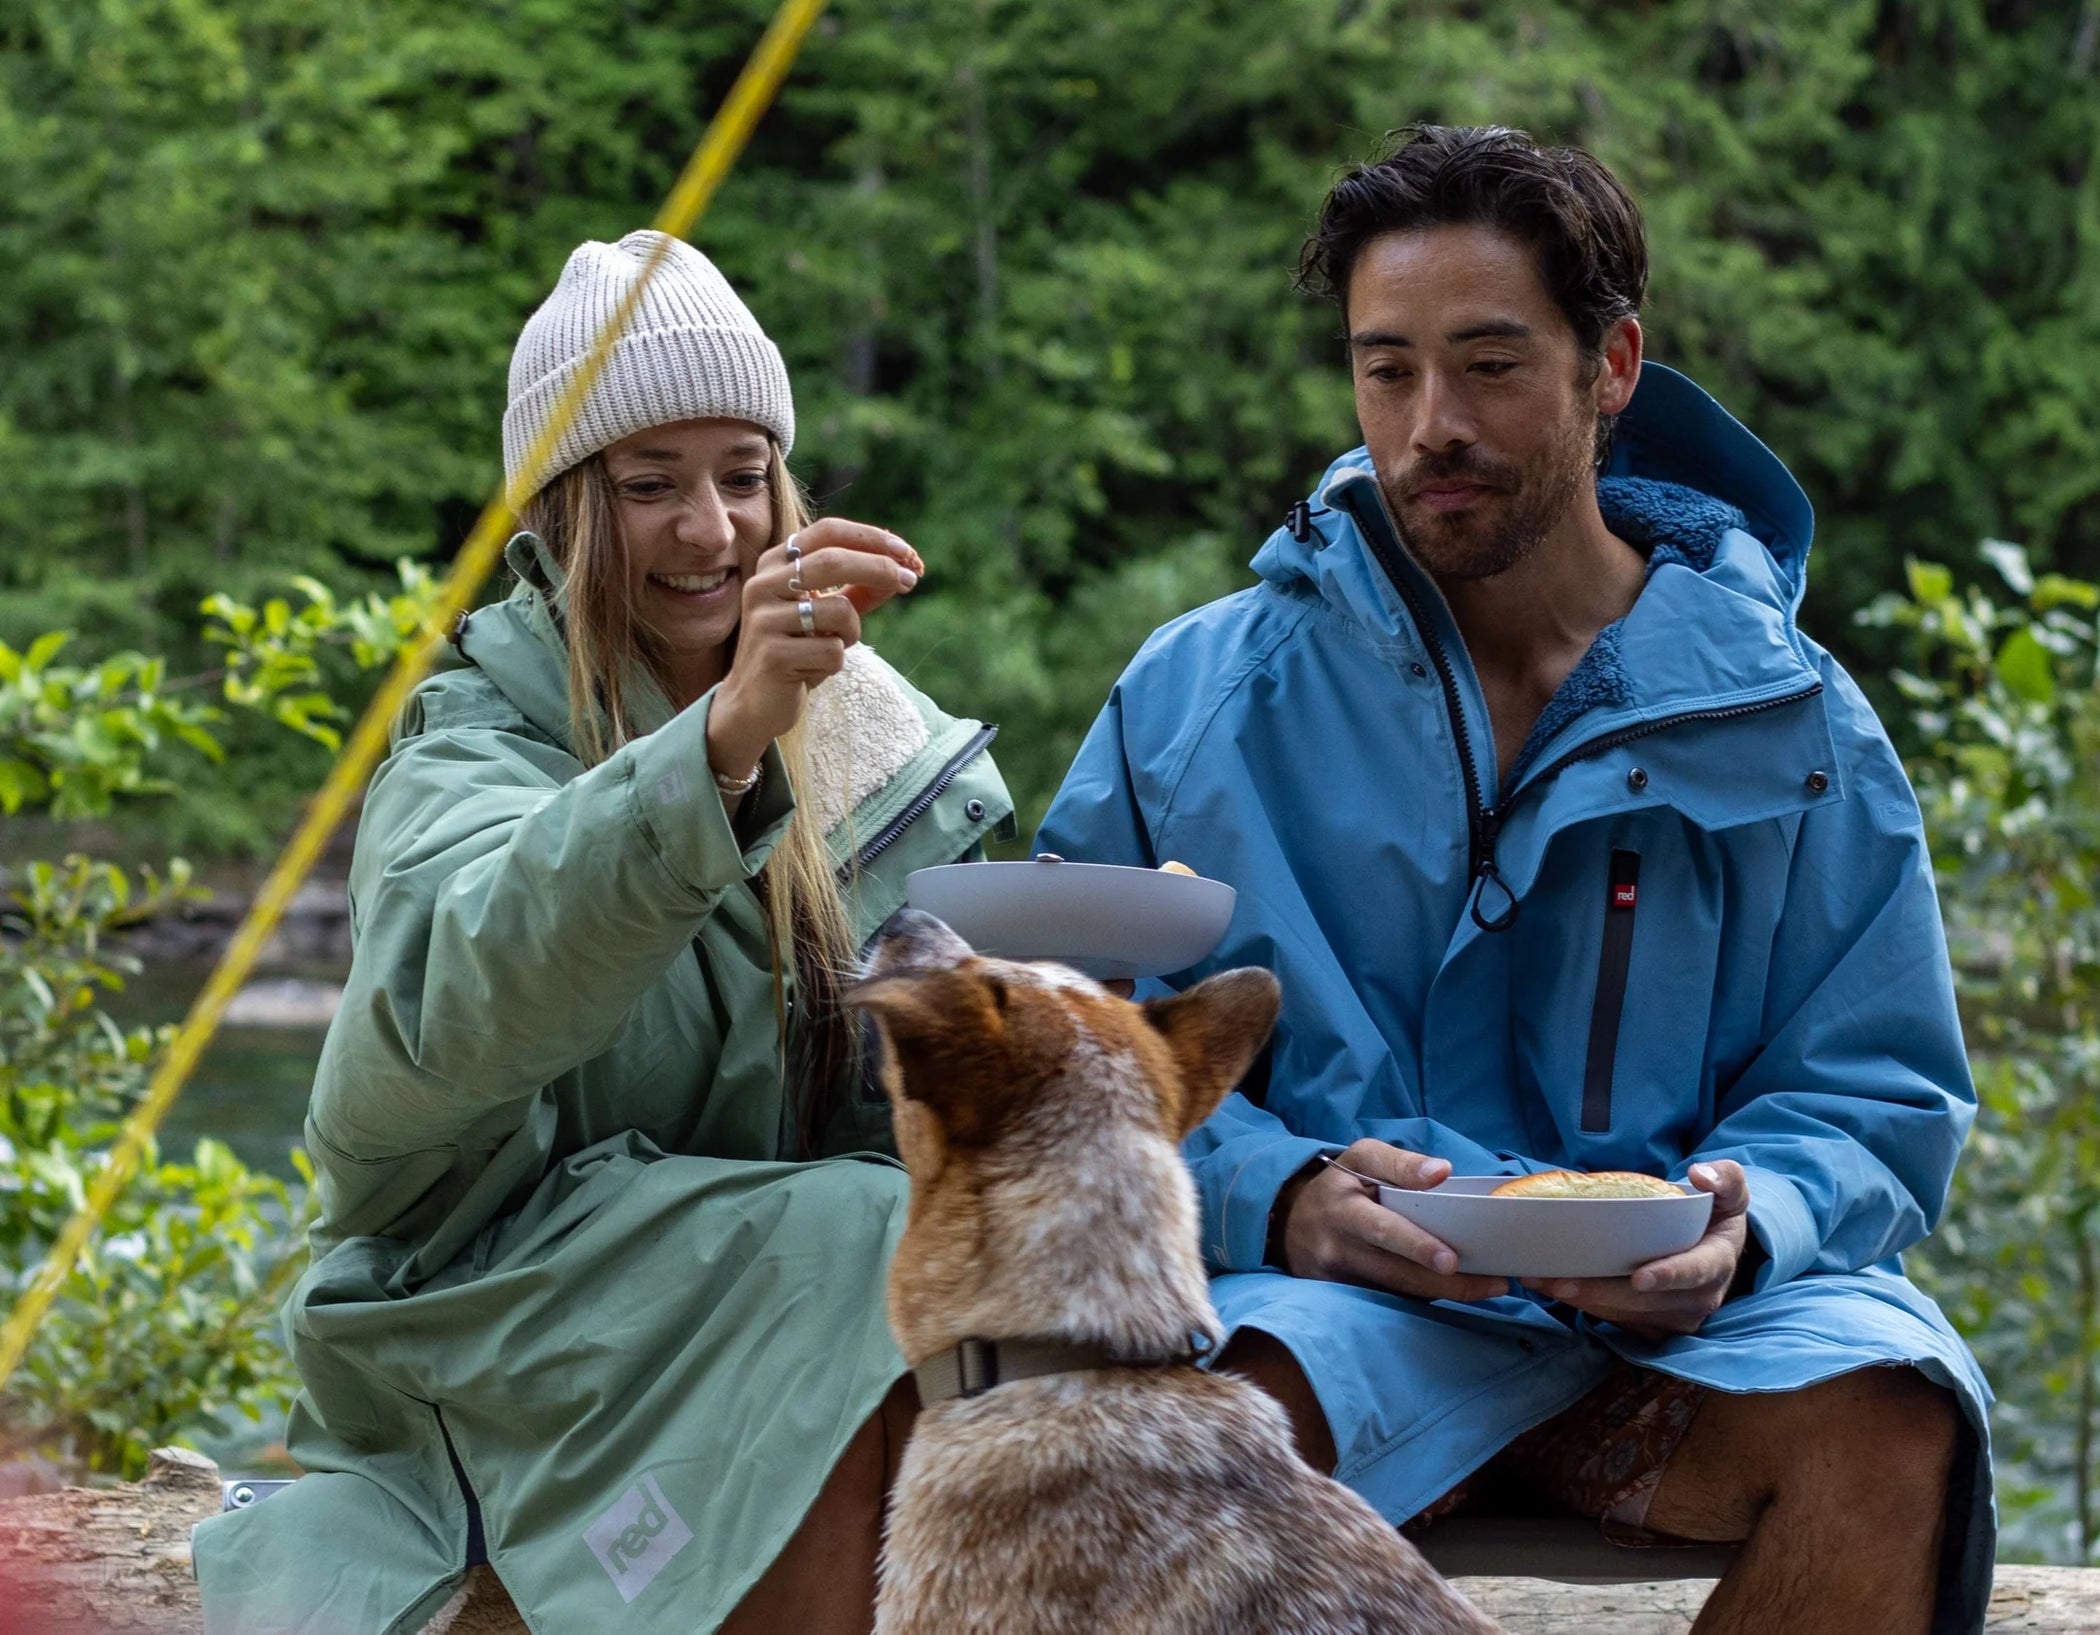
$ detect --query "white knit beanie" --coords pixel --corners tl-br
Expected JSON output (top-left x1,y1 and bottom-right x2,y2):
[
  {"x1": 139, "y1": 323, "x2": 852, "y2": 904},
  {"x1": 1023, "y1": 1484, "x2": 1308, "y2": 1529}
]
[{"x1": 503, "y1": 229, "x2": 795, "y2": 497}]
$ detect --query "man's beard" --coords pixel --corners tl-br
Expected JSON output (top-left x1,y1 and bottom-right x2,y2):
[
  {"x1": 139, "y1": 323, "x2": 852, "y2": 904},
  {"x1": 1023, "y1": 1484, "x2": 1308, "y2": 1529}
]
[{"x1": 1381, "y1": 412, "x2": 1595, "y2": 581}]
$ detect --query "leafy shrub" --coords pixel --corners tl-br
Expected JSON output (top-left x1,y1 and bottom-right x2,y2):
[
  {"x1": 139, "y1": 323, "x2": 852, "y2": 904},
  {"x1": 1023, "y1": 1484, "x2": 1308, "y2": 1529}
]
[
  {"x1": 0, "y1": 565, "x2": 435, "y2": 1478},
  {"x1": 1867, "y1": 543, "x2": 2100, "y2": 1561}
]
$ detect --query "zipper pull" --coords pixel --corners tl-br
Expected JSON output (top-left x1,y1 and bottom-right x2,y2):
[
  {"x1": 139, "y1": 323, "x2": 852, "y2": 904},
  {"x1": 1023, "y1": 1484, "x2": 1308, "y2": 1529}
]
[{"x1": 1470, "y1": 807, "x2": 1519, "y2": 932}]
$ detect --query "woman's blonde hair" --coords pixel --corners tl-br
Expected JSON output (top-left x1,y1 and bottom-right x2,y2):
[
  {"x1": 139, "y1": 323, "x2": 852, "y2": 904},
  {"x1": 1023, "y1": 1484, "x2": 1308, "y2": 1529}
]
[{"x1": 521, "y1": 444, "x2": 861, "y2": 1153}]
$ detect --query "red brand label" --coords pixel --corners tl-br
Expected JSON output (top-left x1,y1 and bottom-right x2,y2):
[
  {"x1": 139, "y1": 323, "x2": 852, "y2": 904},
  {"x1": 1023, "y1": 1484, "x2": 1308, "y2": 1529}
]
[{"x1": 1612, "y1": 882, "x2": 1638, "y2": 909}]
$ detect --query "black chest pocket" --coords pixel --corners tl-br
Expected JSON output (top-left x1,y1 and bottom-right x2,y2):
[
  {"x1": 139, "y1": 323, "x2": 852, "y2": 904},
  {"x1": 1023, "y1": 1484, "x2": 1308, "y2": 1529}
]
[{"x1": 1580, "y1": 848, "x2": 1642, "y2": 1132}]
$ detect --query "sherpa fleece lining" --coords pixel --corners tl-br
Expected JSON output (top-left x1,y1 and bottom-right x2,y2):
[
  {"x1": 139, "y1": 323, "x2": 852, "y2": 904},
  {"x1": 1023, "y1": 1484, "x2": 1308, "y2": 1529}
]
[
  {"x1": 1599, "y1": 475, "x2": 1748, "y2": 575},
  {"x1": 1505, "y1": 477, "x2": 1749, "y2": 781},
  {"x1": 801, "y1": 645, "x2": 931, "y2": 837}
]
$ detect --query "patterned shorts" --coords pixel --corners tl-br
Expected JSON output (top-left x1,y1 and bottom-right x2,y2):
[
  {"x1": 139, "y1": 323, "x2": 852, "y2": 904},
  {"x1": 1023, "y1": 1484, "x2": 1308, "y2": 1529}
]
[{"x1": 1403, "y1": 1360, "x2": 1709, "y2": 1545}]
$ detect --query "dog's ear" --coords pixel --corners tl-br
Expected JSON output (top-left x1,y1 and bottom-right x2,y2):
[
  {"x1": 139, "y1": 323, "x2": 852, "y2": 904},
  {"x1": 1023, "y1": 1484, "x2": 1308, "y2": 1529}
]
[
  {"x1": 1141, "y1": 968, "x2": 1281, "y2": 1138},
  {"x1": 848, "y1": 967, "x2": 965, "y2": 1041},
  {"x1": 846, "y1": 966, "x2": 1012, "y2": 1141}
]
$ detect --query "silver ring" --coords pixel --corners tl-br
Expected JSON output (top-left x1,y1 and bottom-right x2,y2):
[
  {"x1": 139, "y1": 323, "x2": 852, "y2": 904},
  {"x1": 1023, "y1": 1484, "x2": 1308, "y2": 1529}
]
[
  {"x1": 787, "y1": 569, "x2": 807, "y2": 596},
  {"x1": 796, "y1": 597, "x2": 817, "y2": 635},
  {"x1": 782, "y1": 534, "x2": 802, "y2": 563},
  {"x1": 783, "y1": 536, "x2": 806, "y2": 596}
]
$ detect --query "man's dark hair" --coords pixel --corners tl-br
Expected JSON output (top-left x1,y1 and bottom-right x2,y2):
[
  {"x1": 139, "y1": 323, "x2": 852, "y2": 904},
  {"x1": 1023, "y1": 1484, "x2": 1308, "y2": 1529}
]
[{"x1": 1298, "y1": 124, "x2": 1648, "y2": 356}]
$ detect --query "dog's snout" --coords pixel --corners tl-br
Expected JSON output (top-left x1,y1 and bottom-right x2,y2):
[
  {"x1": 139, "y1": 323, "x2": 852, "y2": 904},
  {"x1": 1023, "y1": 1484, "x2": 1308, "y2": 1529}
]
[{"x1": 868, "y1": 909, "x2": 975, "y2": 976}]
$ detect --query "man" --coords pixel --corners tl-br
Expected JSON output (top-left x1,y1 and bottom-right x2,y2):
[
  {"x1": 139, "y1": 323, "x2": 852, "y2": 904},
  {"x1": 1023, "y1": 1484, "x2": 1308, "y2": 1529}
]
[{"x1": 1038, "y1": 126, "x2": 1991, "y2": 1634}]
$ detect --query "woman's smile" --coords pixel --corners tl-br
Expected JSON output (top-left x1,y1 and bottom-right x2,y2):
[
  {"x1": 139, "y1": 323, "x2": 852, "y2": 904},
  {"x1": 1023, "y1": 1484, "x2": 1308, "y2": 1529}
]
[{"x1": 647, "y1": 566, "x2": 739, "y2": 603}]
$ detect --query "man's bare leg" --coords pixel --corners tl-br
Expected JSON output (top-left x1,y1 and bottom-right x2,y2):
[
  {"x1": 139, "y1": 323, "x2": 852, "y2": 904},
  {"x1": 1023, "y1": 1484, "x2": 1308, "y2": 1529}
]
[
  {"x1": 1223, "y1": 1329, "x2": 1961, "y2": 1635},
  {"x1": 1645, "y1": 1366, "x2": 1960, "y2": 1635},
  {"x1": 718, "y1": 1375, "x2": 918, "y2": 1635},
  {"x1": 1219, "y1": 1326, "x2": 1339, "y2": 1473}
]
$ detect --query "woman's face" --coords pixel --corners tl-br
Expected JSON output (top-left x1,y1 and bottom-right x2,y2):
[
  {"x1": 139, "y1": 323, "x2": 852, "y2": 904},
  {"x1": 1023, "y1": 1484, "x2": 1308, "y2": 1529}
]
[{"x1": 601, "y1": 417, "x2": 776, "y2": 665}]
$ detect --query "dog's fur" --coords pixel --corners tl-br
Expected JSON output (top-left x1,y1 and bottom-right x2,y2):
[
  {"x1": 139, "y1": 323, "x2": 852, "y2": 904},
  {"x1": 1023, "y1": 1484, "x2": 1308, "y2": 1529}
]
[{"x1": 850, "y1": 913, "x2": 1501, "y2": 1635}]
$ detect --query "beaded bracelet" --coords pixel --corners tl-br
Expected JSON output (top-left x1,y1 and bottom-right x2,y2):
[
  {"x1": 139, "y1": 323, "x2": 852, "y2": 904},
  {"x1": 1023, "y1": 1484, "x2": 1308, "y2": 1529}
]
[{"x1": 712, "y1": 758, "x2": 764, "y2": 797}]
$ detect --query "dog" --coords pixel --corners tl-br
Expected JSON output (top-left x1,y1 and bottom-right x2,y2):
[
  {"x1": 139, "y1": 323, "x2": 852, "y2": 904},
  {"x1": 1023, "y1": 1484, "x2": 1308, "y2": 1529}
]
[{"x1": 849, "y1": 911, "x2": 1501, "y2": 1635}]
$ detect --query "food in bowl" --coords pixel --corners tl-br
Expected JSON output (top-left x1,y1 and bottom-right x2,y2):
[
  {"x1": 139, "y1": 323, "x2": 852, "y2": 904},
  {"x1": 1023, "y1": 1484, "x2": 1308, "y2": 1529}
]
[
  {"x1": 1158, "y1": 861, "x2": 1198, "y2": 877},
  {"x1": 1490, "y1": 1170, "x2": 1682, "y2": 1200}
]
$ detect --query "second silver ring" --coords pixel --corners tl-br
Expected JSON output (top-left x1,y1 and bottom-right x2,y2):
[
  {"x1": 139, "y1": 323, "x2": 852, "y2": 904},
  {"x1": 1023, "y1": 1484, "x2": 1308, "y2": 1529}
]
[
  {"x1": 796, "y1": 597, "x2": 817, "y2": 635},
  {"x1": 783, "y1": 536, "x2": 806, "y2": 597}
]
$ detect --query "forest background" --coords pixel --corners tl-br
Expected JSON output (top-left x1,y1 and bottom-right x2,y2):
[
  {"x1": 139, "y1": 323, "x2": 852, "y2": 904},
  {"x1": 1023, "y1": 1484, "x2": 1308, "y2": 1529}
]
[{"x1": 5, "y1": 0, "x2": 2100, "y2": 1566}]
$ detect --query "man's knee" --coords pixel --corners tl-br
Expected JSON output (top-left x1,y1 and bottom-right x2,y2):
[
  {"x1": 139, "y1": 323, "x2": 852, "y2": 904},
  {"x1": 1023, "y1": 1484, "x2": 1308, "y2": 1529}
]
[
  {"x1": 1779, "y1": 1366, "x2": 1960, "y2": 1514},
  {"x1": 1652, "y1": 1365, "x2": 1960, "y2": 1543}
]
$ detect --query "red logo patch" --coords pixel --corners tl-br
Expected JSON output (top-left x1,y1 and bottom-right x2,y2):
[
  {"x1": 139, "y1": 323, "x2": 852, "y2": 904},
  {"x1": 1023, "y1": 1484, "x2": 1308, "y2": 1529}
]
[{"x1": 1612, "y1": 882, "x2": 1638, "y2": 910}]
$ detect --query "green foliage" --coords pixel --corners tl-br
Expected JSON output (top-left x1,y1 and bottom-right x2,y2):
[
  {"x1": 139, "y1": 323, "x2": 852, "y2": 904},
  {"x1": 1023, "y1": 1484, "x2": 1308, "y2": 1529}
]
[
  {"x1": 0, "y1": 560, "x2": 436, "y2": 844},
  {"x1": 0, "y1": 577, "x2": 428, "y2": 1477},
  {"x1": 0, "y1": 852, "x2": 316, "y2": 1480},
  {"x1": 0, "y1": 854, "x2": 203, "y2": 1112},
  {"x1": 0, "y1": 562, "x2": 432, "y2": 839},
  {"x1": 4, "y1": 1, "x2": 2096, "y2": 840},
  {"x1": 1868, "y1": 543, "x2": 2100, "y2": 1562},
  {"x1": 0, "y1": 634, "x2": 224, "y2": 820},
  {"x1": 202, "y1": 559, "x2": 442, "y2": 751}
]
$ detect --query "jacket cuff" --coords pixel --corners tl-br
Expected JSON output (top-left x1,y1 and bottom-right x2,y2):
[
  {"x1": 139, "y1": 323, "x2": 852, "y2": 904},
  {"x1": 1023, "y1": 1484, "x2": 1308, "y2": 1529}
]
[
  {"x1": 621, "y1": 689, "x2": 794, "y2": 898},
  {"x1": 1211, "y1": 1133, "x2": 1338, "y2": 1273},
  {"x1": 1737, "y1": 1165, "x2": 1819, "y2": 1291}
]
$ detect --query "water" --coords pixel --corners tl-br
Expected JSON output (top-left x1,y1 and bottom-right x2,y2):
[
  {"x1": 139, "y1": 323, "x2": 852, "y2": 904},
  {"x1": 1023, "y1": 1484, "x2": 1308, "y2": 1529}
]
[{"x1": 115, "y1": 957, "x2": 339, "y2": 1179}]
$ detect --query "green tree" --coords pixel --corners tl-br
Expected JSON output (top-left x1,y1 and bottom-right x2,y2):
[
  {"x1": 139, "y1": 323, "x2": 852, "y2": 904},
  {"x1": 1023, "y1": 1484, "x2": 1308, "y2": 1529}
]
[{"x1": 6, "y1": 1, "x2": 2097, "y2": 838}]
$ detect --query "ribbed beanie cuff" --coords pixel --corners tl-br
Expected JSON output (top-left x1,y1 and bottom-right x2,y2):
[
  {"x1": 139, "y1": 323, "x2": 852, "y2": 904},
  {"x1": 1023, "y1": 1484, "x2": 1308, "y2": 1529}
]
[{"x1": 503, "y1": 231, "x2": 795, "y2": 498}]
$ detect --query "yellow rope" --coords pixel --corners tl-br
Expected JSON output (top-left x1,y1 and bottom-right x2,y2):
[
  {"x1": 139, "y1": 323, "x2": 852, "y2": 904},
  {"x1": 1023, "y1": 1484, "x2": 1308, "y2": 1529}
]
[{"x1": 0, "y1": 0, "x2": 834, "y2": 1390}]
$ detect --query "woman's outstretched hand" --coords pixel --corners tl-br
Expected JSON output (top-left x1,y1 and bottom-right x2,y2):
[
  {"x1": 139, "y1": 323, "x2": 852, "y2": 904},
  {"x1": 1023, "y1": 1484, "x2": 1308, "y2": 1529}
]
[{"x1": 707, "y1": 518, "x2": 924, "y2": 785}]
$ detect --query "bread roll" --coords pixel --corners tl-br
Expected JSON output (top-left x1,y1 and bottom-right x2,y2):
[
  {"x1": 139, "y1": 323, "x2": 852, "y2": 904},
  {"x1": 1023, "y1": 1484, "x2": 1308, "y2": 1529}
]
[
  {"x1": 1158, "y1": 861, "x2": 1198, "y2": 877},
  {"x1": 1490, "y1": 1170, "x2": 1680, "y2": 1199}
]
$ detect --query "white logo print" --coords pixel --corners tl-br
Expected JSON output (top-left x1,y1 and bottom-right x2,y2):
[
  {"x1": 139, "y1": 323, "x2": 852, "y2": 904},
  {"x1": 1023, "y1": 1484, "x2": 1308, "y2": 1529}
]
[{"x1": 584, "y1": 1473, "x2": 694, "y2": 1603}]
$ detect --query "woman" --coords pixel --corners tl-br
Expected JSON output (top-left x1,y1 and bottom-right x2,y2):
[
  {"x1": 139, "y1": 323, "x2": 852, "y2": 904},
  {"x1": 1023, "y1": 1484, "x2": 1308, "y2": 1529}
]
[{"x1": 194, "y1": 231, "x2": 1011, "y2": 1635}]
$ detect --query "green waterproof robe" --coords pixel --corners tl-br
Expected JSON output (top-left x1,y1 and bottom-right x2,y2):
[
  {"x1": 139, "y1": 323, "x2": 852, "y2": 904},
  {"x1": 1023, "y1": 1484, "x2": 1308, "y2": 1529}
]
[{"x1": 193, "y1": 534, "x2": 1012, "y2": 1634}]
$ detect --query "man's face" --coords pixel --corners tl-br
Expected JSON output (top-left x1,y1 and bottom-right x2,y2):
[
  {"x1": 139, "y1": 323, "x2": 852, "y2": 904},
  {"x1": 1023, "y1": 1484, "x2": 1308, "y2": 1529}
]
[{"x1": 1346, "y1": 224, "x2": 1635, "y2": 580}]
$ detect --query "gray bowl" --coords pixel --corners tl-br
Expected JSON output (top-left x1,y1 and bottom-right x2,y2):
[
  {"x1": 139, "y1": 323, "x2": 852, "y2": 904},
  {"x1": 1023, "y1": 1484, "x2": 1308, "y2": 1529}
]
[
  {"x1": 1377, "y1": 1178, "x2": 1713, "y2": 1279},
  {"x1": 904, "y1": 859, "x2": 1238, "y2": 980}
]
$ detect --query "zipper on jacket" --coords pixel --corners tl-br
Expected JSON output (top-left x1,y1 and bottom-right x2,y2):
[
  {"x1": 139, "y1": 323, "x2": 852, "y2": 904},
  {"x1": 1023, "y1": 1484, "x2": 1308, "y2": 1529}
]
[
  {"x1": 1468, "y1": 687, "x2": 1823, "y2": 929},
  {"x1": 1581, "y1": 849, "x2": 1643, "y2": 1131},
  {"x1": 838, "y1": 723, "x2": 999, "y2": 880},
  {"x1": 1345, "y1": 484, "x2": 1824, "y2": 933},
  {"x1": 1347, "y1": 493, "x2": 1492, "y2": 878}
]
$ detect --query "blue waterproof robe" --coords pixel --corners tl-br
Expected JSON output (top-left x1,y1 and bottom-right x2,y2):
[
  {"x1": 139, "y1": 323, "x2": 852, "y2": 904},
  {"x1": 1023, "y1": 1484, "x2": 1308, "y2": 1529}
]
[{"x1": 1037, "y1": 363, "x2": 1994, "y2": 1632}]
